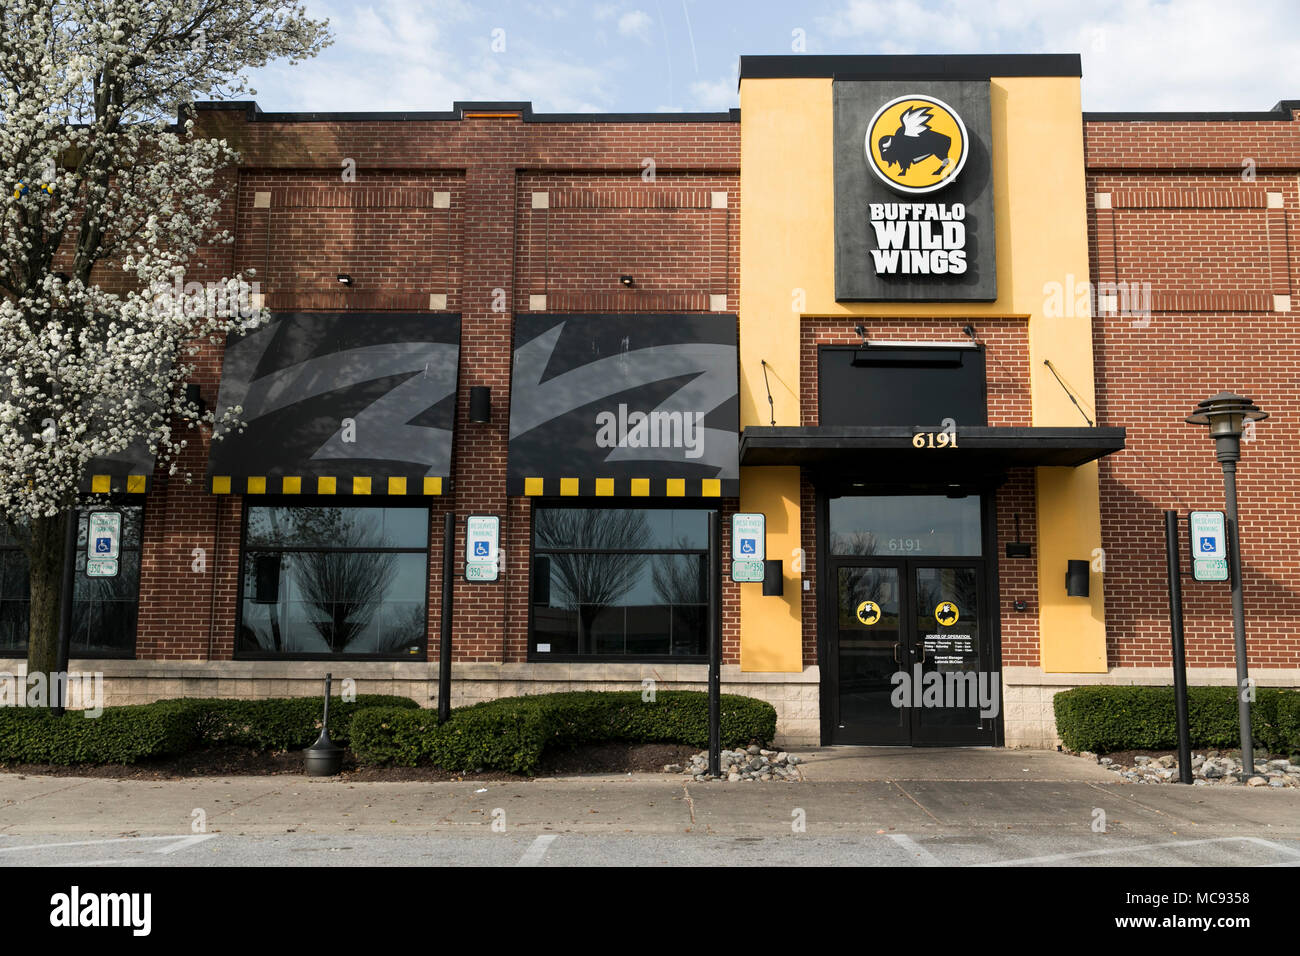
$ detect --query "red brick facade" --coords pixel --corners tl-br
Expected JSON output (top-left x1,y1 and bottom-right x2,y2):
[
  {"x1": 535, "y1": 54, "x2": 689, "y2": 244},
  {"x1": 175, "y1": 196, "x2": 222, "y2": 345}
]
[
  {"x1": 81, "y1": 97, "x2": 1300, "y2": 690},
  {"x1": 1086, "y1": 110, "x2": 1300, "y2": 670},
  {"x1": 136, "y1": 104, "x2": 742, "y2": 665}
]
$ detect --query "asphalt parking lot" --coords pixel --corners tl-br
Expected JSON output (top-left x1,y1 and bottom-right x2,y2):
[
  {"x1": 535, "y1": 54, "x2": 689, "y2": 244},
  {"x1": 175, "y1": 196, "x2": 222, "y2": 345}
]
[{"x1": 2, "y1": 747, "x2": 1297, "y2": 866}]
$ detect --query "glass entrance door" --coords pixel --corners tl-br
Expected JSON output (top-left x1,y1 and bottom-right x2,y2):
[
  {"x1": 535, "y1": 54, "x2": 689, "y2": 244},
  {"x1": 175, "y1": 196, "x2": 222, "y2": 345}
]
[
  {"x1": 824, "y1": 492, "x2": 997, "y2": 746},
  {"x1": 831, "y1": 559, "x2": 994, "y2": 745}
]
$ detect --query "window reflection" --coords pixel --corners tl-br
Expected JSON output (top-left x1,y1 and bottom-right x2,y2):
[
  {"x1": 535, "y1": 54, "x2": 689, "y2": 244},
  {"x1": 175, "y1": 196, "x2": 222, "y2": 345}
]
[
  {"x1": 239, "y1": 506, "x2": 428, "y2": 658},
  {"x1": 829, "y1": 496, "x2": 981, "y2": 557},
  {"x1": 532, "y1": 507, "x2": 710, "y2": 658}
]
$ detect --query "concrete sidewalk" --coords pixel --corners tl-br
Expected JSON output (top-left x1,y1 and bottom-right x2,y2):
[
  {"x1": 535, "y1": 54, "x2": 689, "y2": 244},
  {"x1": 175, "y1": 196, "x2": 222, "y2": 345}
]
[{"x1": 1, "y1": 748, "x2": 1295, "y2": 840}]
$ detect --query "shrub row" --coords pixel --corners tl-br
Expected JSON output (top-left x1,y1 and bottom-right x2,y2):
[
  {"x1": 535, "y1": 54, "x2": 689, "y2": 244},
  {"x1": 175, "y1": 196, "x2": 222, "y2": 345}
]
[
  {"x1": 1053, "y1": 686, "x2": 1300, "y2": 755},
  {"x1": 350, "y1": 690, "x2": 779, "y2": 773},
  {"x1": 0, "y1": 695, "x2": 419, "y2": 765}
]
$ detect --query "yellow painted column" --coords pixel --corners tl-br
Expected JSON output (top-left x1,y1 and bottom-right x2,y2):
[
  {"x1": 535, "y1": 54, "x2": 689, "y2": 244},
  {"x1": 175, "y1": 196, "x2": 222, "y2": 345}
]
[{"x1": 738, "y1": 466, "x2": 802, "y2": 671}]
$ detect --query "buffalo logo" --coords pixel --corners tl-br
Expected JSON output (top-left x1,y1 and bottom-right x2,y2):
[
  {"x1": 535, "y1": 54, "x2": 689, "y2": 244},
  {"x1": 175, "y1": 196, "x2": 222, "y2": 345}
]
[
  {"x1": 866, "y1": 94, "x2": 968, "y2": 195},
  {"x1": 856, "y1": 600, "x2": 881, "y2": 626},
  {"x1": 934, "y1": 602, "x2": 960, "y2": 627}
]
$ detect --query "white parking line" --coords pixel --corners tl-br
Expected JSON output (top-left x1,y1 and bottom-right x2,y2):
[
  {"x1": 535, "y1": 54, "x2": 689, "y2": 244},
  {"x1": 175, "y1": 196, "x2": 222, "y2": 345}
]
[
  {"x1": 517, "y1": 834, "x2": 557, "y2": 867},
  {"x1": 0, "y1": 834, "x2": 214, "y2": 857},
  {"x1": 975, "y1": 836, "x2": 1300, "y2": 867},
  {"x1": 886, "y1": 833, "x2": 943, "y2": 866}
]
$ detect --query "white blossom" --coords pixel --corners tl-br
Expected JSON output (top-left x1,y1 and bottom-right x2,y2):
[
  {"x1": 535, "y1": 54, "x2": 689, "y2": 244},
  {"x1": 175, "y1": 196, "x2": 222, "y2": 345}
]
[{"x1": 0, "y1": 0, "x2": 332, "y2": 526}]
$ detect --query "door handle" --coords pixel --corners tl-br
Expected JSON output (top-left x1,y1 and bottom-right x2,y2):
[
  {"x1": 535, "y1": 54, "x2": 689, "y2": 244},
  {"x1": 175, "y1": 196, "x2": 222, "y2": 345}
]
[
  {"x1": 915, "y1": 641, "x2": 927, "y2": 663},
  {"x1": 893, "y1": 642, "x2": 900, "y2": 664}
]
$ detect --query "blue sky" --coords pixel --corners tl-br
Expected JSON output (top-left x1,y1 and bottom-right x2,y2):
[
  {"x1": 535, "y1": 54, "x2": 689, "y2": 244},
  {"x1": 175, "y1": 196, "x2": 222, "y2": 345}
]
[{"x1": 241, "y1": 0, "x2": 1300, "y2": 114}]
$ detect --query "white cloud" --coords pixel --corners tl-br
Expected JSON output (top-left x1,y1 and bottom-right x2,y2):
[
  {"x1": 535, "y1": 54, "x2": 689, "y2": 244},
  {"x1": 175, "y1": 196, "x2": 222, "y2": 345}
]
[
  {"x1": 817, "y1": 0, "x2": 1300, "y2": 111},
  {"x1": 688, "y1": 76, "x2": 737, "y2": 111},
  {"x1": 618, "y1": 10, "x2": 654, "y2": 41}
]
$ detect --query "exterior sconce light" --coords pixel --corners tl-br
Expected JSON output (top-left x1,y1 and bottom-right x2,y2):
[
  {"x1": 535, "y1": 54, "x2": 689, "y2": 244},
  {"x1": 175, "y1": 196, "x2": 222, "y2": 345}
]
[
  {"x1": 336, "y1": 273, "x2": 353, "y2": 286},
  {"x1": 185, "y1": 383, "x2": 207, "y2": 417},
  {"x1": 762, "y1": 559, "x2": 783, "y2": 597},
  {"x1": 620, "y1": 275, "x2": 635, "y2": 288},
  {"x1": 1065, "y1": 560, "x2": 1090, "y2": 597},
  {"x1": 468, "y1": 386, "x2": 491, "y2": 424}
]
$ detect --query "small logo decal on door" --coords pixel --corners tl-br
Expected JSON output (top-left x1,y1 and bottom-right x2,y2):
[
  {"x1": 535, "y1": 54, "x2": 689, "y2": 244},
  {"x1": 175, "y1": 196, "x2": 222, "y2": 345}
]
[
  {"x1": 856, "y1": 601, "x2": 881, "y2": 626},
  {"x1": 934, "y1": 602, "x2": 959, "y2": 626}
]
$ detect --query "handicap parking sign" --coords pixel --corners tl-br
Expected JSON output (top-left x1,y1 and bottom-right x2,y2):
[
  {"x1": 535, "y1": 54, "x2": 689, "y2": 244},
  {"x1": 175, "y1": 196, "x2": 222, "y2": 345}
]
[
  {"x1": 94, "y1": 537, "x2": 112, "y2": 554},
  {"x1": 474, "y1": 541, "x2": 489, "y2": 557},
  {"x1": 1198, "y1": 535, "x2": 1215, "y2": 554},
  {"x1": 739, "y1": 538, "x2": 756, "y2": 555}
]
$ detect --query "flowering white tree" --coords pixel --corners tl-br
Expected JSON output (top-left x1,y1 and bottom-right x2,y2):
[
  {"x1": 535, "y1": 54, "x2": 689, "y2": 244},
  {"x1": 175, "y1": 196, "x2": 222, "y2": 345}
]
[{"x1": 0, "y1": 1, "x2": 331, "y2": 692}]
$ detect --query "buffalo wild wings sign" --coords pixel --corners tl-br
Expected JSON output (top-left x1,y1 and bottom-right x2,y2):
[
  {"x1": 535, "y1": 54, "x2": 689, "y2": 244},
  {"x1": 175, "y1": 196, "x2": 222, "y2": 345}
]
[{"x1": 834, "y1": 81, "x2": 996, "y2": 301}]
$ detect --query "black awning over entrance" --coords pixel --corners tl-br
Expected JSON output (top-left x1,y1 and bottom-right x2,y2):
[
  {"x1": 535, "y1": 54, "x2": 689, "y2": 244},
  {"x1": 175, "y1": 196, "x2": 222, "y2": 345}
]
[{"x1": 740, "y1": 425, "x2": 1125, "y2": 470}]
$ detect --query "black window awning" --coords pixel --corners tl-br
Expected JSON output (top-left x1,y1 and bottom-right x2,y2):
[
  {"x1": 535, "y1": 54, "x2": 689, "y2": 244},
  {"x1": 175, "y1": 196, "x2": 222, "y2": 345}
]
[
  {"x1": 81, "y1": 438, "x2": 156, "y2": 495},
  {"x1": 207, "y1": 312, "x2": 460, "y2": 496},
  {"x1": 508, "y1": 314, "x2": 740, "y2": 497},
  {"x1": 740, "y1": 425, "x2": 1126, "y2": 471}
]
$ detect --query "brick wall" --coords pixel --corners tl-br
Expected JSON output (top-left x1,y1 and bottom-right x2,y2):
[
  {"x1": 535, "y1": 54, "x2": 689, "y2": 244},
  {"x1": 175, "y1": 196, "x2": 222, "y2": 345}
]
[
  {"x1": 132, "y1": 107, "x2": 740, "y2": 664},
  {"x1": 1086, "y1": 116, "x2": 1300, "y2": 669}
]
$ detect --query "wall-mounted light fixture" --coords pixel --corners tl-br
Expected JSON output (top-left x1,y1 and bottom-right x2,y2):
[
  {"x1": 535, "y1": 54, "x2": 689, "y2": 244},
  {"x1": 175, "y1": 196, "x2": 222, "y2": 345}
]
[
  {"x1": 185, "y1": 383, "x2": 207, "y2": 417},
  {"x1": 1005, "y1": 513, "x2": 1031, "y2": 558},
  {"x1": 468, "y1": 386, "x2": 491, "y2": 423},
  {"x1": 762, "y1": 559, "x2": 784, "y2": 597},
  {"x1": 619, "y1": 275, "x2": 635, "y2": 288},
  {"x1": 336, "y1": 273, "x2": 353, "y2": 286},
  {"x1": 1065, "y1": 559, "x2": 1090, "y2": 597}
]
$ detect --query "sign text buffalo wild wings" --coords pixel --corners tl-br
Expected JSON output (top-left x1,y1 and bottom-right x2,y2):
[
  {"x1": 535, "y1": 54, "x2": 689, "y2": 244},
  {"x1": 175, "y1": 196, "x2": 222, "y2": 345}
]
[{"x1": 834, "y1": 80, "x2": 996, "y2": 301}]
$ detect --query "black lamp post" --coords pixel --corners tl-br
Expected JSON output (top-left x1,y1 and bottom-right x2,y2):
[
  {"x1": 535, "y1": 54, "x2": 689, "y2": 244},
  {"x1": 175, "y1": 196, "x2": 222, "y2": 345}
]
[{"x1": 1184, "y1": 392, "x2": 1268, "y2": 775}]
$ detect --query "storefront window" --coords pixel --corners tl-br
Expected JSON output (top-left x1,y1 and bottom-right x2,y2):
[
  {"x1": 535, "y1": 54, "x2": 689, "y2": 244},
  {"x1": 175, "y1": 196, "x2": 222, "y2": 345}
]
[
  {"x1": 829, "y1": 495, "x2": 982, "y2": 557},
  {"x1": 531, "y1": 506, "x2": 710, "y2": 659},
  {"x1": 0, "y1": 506, "x2": 144, "y2": 658},
  {"x1": 238, "y1": 505, "x2": 429, "y2": 659}
]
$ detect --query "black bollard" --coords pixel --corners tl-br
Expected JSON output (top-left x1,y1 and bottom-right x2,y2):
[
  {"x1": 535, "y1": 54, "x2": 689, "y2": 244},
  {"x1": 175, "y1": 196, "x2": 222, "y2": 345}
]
[{"x1": 304, "y1": 672, "x2": 344, "y2": 776}]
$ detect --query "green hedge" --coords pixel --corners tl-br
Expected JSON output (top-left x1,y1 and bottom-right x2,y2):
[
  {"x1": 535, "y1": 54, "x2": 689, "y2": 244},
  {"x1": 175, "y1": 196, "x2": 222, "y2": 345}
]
[
  {"x1": 0, "y1": 695, "x2": 419, "y2": 765},
  {"x1": 351, "y1": 690, "x2": 779, "y2": 773},
  {"x1": 1053, "y1": 686, "x2": 1300, "y2": 755}
]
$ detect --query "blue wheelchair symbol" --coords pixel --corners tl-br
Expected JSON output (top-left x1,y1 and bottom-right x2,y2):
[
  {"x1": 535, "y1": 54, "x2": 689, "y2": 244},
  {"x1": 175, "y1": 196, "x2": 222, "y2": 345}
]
[
  {"x1": 1198, "y1": 536, "x2": 1215, "y2": 554},
  {"x1": 739, "y1": 538, "x2": 756, "y2": 555},
  {"x1": 473, "y1": 541, "x2": 489, "y2": 557},
  {"x1": 94, "y1": 537, "x2": 112, "y2": 554}
]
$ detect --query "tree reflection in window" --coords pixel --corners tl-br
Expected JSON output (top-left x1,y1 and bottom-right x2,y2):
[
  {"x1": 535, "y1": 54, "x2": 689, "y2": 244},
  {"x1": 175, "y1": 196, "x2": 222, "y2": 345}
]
[{"x1": 239, "y1": 506, "x2": 427, "y2": 659}]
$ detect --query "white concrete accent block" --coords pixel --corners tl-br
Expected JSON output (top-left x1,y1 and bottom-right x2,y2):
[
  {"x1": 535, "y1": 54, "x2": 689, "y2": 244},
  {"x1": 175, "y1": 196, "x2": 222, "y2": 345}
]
[
  {"x1": 711, "y1": 190, "x2": 728, "y2": 209},
  {"x1": 1266, "y1": 191, "x2": 1284, "y2": 209},
  {"x1": 1094, "y1": 192, "x2": 1112, "y2": 210},
  {"x1": 529, "y1": 294, "x2": 547, "y2": 311},
  {"x1": 250, "y1": 292, "x2": 265, "y2": 310},
  {"x1": 433, "y1": 191, "x2": 450, "y2": 209},
  {"x1": 531, "y1": 191, "x2": 549, "y2": 209},
  {"x1": 1275, "y1": 294, "x2": 1292, "y2": 312},
  {"x1": 253, "y1": 191, "x2": 272, "y2": 209},
  {"x1": 709, "y1": 294, "x2": 727, "y2": 312},
  {"x1": 428, "y1": 293, "x2": 447, "y2": 310}
]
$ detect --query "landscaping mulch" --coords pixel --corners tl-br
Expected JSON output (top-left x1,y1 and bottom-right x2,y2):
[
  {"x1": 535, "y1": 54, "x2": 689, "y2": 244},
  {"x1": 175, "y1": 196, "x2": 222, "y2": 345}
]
[{"x1": 0, "y1": 741, "x2": 700, "y2": 782}]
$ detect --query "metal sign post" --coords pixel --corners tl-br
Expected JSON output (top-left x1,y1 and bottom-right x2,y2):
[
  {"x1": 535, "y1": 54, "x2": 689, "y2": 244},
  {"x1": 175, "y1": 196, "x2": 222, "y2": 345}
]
[
  {"x1": 1164, "y1": 511, "x2": 1193, "y2": 784},
  {"x1": 438, "y1": 513, "x2": 454, "y2": 723},
  {"x1": 708, "y1": 512, "x2": 721, "y2": 777}
]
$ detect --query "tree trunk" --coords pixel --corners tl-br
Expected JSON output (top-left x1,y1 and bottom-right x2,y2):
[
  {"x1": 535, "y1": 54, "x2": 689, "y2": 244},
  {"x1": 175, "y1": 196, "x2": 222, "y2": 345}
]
[{"x1": 25, "y1": 512, "x2": 70, "y2": 707}]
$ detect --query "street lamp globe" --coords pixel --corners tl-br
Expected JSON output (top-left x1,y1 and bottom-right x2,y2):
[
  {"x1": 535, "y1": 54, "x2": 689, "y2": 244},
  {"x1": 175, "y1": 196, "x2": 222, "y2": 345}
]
[{"x1": 1185, "y1": 392, "x2": 1268, "y2": 460}]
